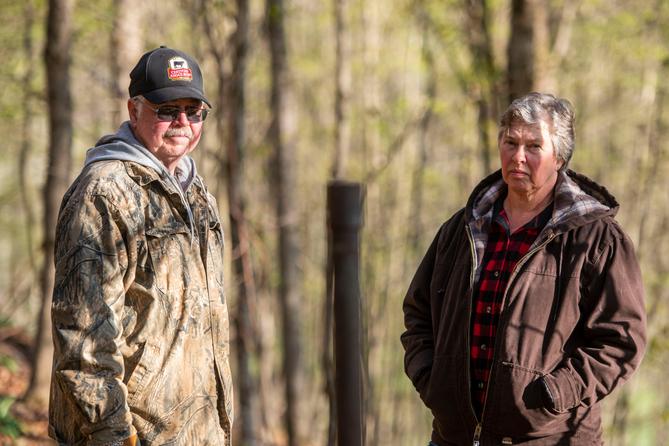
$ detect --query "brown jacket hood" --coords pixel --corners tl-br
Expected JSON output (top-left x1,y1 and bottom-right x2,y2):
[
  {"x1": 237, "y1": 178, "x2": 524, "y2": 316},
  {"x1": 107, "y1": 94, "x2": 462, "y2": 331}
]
[{"x1": 464, "y1": 169, "x2": 617, "y2": 285}]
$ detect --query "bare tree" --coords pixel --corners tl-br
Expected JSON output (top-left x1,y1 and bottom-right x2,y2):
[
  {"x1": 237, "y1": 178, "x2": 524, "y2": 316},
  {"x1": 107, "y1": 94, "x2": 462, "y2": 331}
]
[
  {"x1": 19, "y1": 0, "x2": 38, "y2": 275},
  {"x1": 110, "y1": 0, "x2": 141, "y2": 125},
  {"x1": 405, "y1": 11, "x2": 436, "y2": 273},
  {"x1": 266, "y1": 0, "x2": 303, "y2": 443},
  {"x1": 464, "y1": 0, "x2": 500, "y2": 174},
  {"x1": 507, "y1": 0, "x2": 539, "y2": 101},
  {"x1": 202, "y1": 0, "x2": 261, "y2": 443},
  {"x1": 507, "y1": 0, "x2": 579, "y2": 100},
  {"x1": 23, "y1": 0, "x2": 74, "y2": 408},
  {"x1": 331, "y1": 0, "x2": 351, "y2": 179}
]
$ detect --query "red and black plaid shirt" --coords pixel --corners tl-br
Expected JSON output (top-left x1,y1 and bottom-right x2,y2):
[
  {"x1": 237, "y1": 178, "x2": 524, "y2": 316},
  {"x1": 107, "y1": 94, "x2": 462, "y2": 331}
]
[{"x1": 470, "y1": 199, "x2": 552, "y2": 416}]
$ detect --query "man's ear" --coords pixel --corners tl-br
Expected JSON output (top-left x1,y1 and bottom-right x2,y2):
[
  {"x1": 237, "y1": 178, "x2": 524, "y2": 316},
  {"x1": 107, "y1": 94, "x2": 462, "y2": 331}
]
[{"x1": 128, "y1": 99, "x2": 138, "y2": 125}]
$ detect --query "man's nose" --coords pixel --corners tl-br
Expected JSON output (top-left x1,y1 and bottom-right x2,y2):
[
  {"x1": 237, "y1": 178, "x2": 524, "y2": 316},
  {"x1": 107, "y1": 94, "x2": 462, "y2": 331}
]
[{"x1": 174, "y1": 111, "x2": 190, "y2": 126}]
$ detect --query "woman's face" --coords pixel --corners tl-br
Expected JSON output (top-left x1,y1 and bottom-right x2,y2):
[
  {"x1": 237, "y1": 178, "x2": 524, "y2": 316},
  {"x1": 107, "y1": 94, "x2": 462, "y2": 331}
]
[{"x1": 498, "y1": 119, "x2": 563, "y2": 200}]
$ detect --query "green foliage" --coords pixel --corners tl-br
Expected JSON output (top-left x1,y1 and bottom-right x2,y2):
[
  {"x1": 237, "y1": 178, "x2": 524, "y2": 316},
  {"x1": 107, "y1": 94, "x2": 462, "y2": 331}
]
[
  {"x1": 0, "y1": 316, "x2": 10, "y2": 328},
  {"x1": 0, "y1": 354, "x2": 18, "y2": 373},
  {"x1": 1, "y1": 0, "x2": 669, "y2": 443},
  {"x1": 0, "y1": 397, "x2": 22, "y2": 439}
]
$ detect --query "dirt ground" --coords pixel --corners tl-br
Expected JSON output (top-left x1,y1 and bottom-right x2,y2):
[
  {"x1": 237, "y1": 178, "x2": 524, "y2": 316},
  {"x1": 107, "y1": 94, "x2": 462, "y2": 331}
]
[{"x1": 0, "y1": 329, "x2": 52, "y2": 446}]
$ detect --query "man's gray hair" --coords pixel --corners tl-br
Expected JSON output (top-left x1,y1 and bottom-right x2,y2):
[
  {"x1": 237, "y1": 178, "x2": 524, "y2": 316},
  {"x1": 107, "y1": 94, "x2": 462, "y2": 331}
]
[{"x1": 499, "y1": 92, "x2": 575, "y2": 171}]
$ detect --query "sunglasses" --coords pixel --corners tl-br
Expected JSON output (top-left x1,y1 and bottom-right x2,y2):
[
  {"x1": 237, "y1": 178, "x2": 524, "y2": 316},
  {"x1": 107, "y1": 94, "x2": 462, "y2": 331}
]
[{"x1": 141, "y1": 101, "x2": 210, "y2": 123}]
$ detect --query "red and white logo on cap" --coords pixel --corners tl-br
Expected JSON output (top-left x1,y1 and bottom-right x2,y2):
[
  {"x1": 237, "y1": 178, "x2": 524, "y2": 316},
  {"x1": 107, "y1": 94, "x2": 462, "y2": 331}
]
[{"x1": 167, "y1": 57, "x2": 193, "y2": 81}]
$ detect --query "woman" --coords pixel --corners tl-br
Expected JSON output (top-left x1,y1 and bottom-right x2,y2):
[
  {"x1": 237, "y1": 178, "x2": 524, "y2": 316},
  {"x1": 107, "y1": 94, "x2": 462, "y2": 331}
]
[{"x1": 402, "y1": 92, "x2": 646, "y2": 445}]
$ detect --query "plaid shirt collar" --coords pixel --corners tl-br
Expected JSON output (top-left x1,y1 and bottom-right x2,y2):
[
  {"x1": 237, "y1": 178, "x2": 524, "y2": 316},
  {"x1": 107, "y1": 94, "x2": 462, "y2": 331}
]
[{"x1": 492, "y1": 195, "x2": 554, "y2": 235}]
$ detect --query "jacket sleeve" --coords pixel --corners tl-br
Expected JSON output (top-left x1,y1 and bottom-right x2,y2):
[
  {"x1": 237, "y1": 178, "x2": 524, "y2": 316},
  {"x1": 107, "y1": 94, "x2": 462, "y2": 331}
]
[
  {"x1": 541, "y1": 225, "x2": 647, "y2": 413},
  {"x1": 51, "y1": 190, "x2": 138, "y2": 445},
  {"x1": 401, "y1": 226, "x2": 441, "y2": 395}
]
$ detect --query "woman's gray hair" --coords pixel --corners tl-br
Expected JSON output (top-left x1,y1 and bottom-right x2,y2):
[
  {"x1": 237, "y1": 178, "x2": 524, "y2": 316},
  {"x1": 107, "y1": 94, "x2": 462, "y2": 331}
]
[{"x1": 499, "y1": 92, "x2": 575, "y2": 171}]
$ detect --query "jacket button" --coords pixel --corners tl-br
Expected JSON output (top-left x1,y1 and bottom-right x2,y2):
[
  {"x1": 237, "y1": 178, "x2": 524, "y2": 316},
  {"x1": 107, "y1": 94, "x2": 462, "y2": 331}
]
[
  {"x1": 480, "y1": 344, "x2": 487, "y2": 351},
  {"x1": 493, "y1": 270, "x2": 500, "y2": 278},
  {"x1": 485, "y1": 306, "x2": 492, "y2": 313}
]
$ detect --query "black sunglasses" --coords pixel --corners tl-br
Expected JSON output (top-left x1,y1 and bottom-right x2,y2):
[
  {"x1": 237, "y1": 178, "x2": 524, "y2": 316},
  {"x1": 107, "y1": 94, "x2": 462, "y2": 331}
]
[{"x1": 142, "y1": 102, "x2": 210, "y2": 123}]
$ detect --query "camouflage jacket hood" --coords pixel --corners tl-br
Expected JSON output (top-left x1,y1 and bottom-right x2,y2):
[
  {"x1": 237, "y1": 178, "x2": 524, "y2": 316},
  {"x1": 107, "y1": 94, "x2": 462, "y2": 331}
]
[{"x1": 49, "y1": 142, "x2": 233, "y2": 445}]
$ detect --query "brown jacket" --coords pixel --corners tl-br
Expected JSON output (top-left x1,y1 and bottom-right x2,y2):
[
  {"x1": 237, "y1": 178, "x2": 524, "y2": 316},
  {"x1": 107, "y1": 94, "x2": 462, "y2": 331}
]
[
  {"x1": 49, "y1": 137, "x2": 233, "y2": 446},
  {"x1": 402, "y1": 170, "x2": 646, "y2": 445}
]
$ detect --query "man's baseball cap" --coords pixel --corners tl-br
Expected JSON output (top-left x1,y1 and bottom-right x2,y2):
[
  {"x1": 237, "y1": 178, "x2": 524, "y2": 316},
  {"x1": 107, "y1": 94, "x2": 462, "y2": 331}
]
[{"x1": 129, "y1": 46, "x2": 211, "y2": 107}]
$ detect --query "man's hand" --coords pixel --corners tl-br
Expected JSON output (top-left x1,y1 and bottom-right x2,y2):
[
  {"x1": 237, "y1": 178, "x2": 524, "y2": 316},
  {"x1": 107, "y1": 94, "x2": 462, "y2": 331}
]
[{"x1": 124, "y1": 435, "x2": 140, "y2": 446}]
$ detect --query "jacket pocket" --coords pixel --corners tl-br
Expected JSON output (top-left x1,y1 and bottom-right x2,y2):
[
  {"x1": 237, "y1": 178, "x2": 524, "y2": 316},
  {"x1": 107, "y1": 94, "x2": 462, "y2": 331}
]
[
  {"x1": 421, "y1": 355, "x2": 468, "y2": 432},
  {"x1": 487, "y1": 361, "x2": 570, "y2": 437},
  {"x1": 145, "y1": 223, "x2": 190, "y2": 295},
  {"x1": 126, "y1": 342, "x2": 161, "y2": 406}
]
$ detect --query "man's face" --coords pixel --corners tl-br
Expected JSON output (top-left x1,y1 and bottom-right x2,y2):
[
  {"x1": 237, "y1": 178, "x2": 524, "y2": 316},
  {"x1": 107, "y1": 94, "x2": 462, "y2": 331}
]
[
  {"x1": 498, "y1": 119, "x2": 563, "y2": 198},
  {"x1": 128, "y1": 97, "x2": 204, "y2": 173}
]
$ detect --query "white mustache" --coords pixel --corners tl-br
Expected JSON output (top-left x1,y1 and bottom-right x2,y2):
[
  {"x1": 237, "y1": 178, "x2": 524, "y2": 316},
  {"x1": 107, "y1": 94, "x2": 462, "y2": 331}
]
[{"x1": 164, "y1": 128, "x2": 193, "y2": 139}]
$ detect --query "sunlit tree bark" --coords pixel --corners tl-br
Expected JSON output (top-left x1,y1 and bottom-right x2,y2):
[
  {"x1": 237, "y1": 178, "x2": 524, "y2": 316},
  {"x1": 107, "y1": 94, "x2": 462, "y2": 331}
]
[
  {"x1": 23, "y1": 0, "x2": 74, "y2": 408},
  {"x1": 464, "y1": 0, "x2": 499, "y2": 173},
  {"x1": 19, "y1": 0, "x2": 37, "y2": 275},
  {"x1": 110, "y1": 0, "x2": 141, "y2": 125},
  {"x1": 201, "y1": 0, "x2": 262, "y2": 443},
  {"x1": 266, "y1": 0, "x2": 303, "y2": 444}
]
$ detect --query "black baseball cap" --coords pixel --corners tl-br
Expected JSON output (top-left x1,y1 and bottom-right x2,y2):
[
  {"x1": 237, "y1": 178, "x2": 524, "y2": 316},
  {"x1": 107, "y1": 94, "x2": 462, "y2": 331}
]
[{"x1": 129, "y1": 46, "x2": 211, "y2": 107}]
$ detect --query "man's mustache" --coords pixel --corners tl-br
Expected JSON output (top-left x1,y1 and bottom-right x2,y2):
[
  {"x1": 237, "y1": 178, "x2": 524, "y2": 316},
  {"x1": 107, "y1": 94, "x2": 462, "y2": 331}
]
[{"x1": 164, "y1": 128, "x2": 193, "y2": 139}]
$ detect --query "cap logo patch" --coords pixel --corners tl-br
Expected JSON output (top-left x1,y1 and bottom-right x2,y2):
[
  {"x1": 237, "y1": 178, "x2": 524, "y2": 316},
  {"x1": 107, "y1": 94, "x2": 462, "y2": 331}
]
[{"x1": 167, "y1": 57, "x2": 193, "y2": 81}]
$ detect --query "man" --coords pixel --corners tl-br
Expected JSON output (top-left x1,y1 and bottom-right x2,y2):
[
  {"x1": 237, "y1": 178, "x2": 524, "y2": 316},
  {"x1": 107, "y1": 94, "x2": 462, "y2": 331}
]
[
  {"x1": 49, "y1": 46, "x2": 233, "y2": 446},
  {"x1": 402, "y1": 93, "x2": 646, "y2": 445}
]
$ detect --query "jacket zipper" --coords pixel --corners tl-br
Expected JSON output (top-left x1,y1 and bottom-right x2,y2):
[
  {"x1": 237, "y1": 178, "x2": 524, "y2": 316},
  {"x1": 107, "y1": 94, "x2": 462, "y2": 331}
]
[
  {"x1": 465, "y1": 226, "x2": 482, "y2": 446},
  {"x1": 467, "y1": 227, "x2": 556, "y2": 446},
  {"x1": 473, "y1": 423, "x2": 482, "y2": 446}
]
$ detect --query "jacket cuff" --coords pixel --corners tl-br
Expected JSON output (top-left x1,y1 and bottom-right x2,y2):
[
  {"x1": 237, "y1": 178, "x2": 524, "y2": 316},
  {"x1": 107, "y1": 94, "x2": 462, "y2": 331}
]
[{"x1": 542, "y1": 368, "x2": 580, "y2": 413}]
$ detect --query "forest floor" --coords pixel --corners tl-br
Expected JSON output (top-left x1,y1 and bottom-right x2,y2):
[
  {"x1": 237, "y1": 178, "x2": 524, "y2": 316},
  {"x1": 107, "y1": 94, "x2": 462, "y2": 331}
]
[{"x1": 0, "y1": 328, "x2": 52, "y2": 446}]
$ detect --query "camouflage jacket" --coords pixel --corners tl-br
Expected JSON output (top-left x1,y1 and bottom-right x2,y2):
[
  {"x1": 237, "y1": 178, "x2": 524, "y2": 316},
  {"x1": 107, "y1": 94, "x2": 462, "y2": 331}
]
[{"x1": 49, "y1": 159, "x2": 233, "y2": 446}]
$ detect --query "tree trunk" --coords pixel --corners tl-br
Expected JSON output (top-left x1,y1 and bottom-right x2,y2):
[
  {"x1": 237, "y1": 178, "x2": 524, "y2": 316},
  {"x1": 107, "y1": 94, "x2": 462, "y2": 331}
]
[
  {"x1": 508, "y1": 0, "x2": 577, "y2": 100},
  {"x1": 266, "y1": 1, "x2": 303, "y2": 444},
  {"x1": 464, "y1": 0, "x2": 498, "y2": 173},
  {"x1": 542, "y1": 0, "x2": 579, "y2": 93},
  {"x1": 23, "y1": 0, "x2": 74, "y2": 408},
  {"x1": 110, "y1": 0, "x2": 141, "y2": 125},
  {"x1": 405, "y1": 15, "x2": 435, "y2": 274},
  {"x1": 19, "y1": 0, "x2": 37, "y2": 275},
  {"x1": 227, "y1": 3, "x2": 258, "y2": 443},
  {"x1": 331, "y1": 0, "x2": 350, "y2": 179},
  {"x1": 507, "y1": 0, "x2": 538, "y2": 101},
  {"x1": 202, "y1": 0, "x2": 260, "y2": 443}
]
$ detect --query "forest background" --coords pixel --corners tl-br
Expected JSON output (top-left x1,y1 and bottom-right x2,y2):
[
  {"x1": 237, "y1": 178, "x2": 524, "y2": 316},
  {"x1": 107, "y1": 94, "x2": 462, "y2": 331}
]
[{"x1": 0, "y1": 0, "x2": 667, "y2": 445}]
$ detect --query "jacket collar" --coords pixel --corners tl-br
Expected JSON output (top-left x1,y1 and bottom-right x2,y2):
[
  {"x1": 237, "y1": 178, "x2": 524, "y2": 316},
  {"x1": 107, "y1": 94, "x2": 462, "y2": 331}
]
[
  {"x1": 466, "y1": 169, "x2": 617, "y2": 234},
  {"x1": 464, "y1": 169, "x2": 618, "y2": 283}
]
